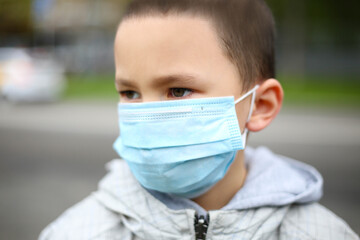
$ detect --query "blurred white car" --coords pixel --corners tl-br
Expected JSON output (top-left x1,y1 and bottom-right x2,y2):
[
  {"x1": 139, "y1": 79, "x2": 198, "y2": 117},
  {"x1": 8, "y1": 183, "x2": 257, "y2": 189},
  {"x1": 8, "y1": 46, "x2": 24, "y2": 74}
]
[{"x1": 0, "y1": 48, "x2": 66, "y2": 102}]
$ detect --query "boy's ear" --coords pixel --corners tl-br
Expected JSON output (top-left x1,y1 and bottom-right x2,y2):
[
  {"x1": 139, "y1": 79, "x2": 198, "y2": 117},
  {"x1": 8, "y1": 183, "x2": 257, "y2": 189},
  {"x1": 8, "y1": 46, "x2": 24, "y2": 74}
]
[{"x1": 246, "y1": 79, "x2": 283, "y2": 132}]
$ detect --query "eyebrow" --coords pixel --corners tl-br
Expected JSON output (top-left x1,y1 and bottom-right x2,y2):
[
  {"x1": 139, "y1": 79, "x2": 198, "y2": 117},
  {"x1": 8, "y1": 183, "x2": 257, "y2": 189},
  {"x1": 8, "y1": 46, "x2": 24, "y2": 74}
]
[
  {"x1": 116, "y1": 73, "x2": 204, "y2": 88},
  {"x1": 152, "y1": 74, "x2": 202, "y2": 88},
  {"x1": 116, "y1": 78, "x2": 137, "y2": 88}
]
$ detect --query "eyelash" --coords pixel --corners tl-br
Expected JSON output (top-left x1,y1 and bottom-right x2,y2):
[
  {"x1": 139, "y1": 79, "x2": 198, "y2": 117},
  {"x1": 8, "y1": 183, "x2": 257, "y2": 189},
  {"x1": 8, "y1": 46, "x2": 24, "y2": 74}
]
[
  {"x1": 168, "y1": 88, "x2": 193, "y2": 98},
  {"x1": 119, "y1": 88, "x2": 194, "y2": 100},
  {"x1": 119, "y1": 90, "x2": 140, "y2": 100}
]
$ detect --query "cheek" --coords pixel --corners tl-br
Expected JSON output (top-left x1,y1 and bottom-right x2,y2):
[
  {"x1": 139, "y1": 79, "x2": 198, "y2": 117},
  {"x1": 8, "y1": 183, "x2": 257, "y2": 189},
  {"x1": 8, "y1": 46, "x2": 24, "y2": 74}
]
[{"x1": 235, "y1": 98, "x2": 252, "y2": 131}]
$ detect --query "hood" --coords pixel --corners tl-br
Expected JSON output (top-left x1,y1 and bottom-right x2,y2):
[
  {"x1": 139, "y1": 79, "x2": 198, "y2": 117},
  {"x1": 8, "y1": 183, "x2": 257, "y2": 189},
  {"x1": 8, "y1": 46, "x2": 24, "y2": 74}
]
[
  {"x1": 147, "y1": 146, "x2": 323, "y2": 216},
  {"x1": 95, "y1": 146, "x2": 323, "y2": 216},
  {"x1": 93, "y1": 146, "x2": 323, "y2": 239},
  {"x1": 225, "y1": 146, "x2": 323, "y2": 209},
  {"x1": 41, "y1": 147, "x2": 358, "y2": 240}
]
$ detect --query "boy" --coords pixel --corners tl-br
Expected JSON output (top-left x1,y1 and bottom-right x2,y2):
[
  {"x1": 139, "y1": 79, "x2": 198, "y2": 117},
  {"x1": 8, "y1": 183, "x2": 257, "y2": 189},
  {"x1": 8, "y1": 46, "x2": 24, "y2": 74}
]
[{"x1": 40, "y1": 0, "x2": 358, "y2": 239}]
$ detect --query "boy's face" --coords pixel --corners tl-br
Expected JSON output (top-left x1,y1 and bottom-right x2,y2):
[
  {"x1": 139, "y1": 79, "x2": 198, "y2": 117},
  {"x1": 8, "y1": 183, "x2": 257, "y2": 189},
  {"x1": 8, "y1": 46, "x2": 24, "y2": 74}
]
[{"x1": 114, "y1": 15, "x2": 254, "y2": 129}]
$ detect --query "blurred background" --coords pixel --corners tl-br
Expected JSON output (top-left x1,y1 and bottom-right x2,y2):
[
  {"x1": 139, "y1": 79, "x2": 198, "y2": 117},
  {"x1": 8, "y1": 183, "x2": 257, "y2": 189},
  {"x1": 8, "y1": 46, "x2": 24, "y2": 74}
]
[{"x1": 0, "y1": 0, "x2": 359, "y2": 239}]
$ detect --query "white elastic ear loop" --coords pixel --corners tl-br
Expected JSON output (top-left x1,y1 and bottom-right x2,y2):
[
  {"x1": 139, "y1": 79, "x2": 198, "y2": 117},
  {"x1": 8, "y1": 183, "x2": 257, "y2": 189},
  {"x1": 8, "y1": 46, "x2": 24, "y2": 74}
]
[
  {"x1": 234, "y1": 85, "x2": 259, "y2": 105},
  {"x1": 234, "y1": 85, "x2": 259, "y2": 147}
]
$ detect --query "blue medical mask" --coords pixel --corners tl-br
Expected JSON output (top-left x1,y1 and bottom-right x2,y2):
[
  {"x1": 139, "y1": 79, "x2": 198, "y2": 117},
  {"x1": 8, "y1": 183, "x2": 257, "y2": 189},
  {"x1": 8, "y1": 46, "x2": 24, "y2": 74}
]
[{"x1": 113, "y1": 85, "x2": 258, "y2": 198}]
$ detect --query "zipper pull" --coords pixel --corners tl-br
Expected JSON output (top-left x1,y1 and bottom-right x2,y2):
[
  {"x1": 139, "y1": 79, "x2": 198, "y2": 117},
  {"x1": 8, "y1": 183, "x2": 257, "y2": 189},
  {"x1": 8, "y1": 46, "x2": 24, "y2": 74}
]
[{"x1": 194, "y1": 213, "x2": 209, "y2": 240}]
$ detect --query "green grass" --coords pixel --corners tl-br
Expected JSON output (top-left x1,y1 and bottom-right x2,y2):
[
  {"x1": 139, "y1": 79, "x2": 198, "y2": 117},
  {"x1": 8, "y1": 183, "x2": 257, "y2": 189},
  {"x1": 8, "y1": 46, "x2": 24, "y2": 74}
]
[
  {"x1": 63, "y1": 74, "x2": 360, "y2": 108},
  {"x1": 278, "y1": 75, "x2": 360, "y2": 107},
  {"x1": 63, "y1": 74, "x2": 118, "y2": 101}
]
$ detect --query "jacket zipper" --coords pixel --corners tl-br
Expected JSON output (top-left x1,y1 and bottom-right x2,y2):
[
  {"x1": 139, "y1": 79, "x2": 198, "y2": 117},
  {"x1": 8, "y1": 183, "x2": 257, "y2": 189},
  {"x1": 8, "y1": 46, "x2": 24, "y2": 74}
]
[{"x1": 194, "y1": 213, "x2": 209, "y2": 240}]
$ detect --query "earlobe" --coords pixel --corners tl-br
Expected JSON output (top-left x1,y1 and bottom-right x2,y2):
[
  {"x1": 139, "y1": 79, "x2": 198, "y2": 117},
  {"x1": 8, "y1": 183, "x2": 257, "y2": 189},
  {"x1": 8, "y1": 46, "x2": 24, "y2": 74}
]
[{"x1": 246, "y1": 79, "x2": 283, "y2": 132}]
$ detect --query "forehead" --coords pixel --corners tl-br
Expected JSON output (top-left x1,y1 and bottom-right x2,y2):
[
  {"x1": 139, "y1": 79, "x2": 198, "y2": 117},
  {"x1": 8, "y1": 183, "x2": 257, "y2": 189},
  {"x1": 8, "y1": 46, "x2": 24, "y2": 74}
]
[
  {"x1": 115, "y1": 15, "x2": 223, "y2": 63},
  {"x1": 115, "y1": 14, "x2": 219, "y2": 47},
  {"x1": 114, "y1": 15, "x2": 239, "y2": 88}
]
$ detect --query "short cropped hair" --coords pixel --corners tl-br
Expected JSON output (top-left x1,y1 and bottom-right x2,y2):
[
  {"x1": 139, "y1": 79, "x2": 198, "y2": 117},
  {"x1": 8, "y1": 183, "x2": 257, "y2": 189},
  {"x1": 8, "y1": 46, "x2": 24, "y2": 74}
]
[{"x1": 120, "y1": 0, "x2": 275, "y2": 90}]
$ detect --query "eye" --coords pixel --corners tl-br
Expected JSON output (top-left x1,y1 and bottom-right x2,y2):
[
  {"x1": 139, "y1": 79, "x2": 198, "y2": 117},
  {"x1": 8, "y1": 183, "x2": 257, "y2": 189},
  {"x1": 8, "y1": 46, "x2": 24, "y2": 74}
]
[
  {"x1": 169, "y1": 88, "x2": 193, "y2": 98},
  {"x1": 119, "y1": 90, "x2": 140, "y2": 100}
]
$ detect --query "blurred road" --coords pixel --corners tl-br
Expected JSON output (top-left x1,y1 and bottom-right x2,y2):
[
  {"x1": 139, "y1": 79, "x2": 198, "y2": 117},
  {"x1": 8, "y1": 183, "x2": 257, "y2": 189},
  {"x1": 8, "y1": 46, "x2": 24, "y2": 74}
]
[{"x1": 0, "y1": 100, "x2": 359, "y2": 239}]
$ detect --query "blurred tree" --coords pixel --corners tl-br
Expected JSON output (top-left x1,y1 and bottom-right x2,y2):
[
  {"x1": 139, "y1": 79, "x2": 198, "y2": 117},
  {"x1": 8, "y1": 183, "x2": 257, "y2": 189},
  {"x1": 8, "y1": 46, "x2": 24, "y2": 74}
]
[
  {"x1": 267, "y1": 0, "x2": 360, "y2": 47},
  {"x1": 266, "y1": 0, "x2": 360, "y2": 78},
  {"x1": 0, "y1": 0, "x2": 33, "y2": 33},
  {"x1": 0, "y1": 0, "x2": 357, "y2": 75},
  {"x1": 0, "y1": 0, "x2": 33, "y2": 46}
]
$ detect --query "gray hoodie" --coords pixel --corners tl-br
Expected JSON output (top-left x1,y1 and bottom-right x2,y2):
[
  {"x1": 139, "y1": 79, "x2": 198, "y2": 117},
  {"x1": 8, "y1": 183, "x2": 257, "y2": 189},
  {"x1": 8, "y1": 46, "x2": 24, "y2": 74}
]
[{"x1": 39, "y1": 147, "x2": 359, "y2": 239}]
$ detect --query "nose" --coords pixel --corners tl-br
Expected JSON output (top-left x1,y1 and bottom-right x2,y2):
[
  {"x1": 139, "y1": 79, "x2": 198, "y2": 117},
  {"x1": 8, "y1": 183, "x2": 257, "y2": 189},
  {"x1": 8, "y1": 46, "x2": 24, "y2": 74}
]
[{"x1": 141, "y1": 92, "x2": 163, "y2": 103}]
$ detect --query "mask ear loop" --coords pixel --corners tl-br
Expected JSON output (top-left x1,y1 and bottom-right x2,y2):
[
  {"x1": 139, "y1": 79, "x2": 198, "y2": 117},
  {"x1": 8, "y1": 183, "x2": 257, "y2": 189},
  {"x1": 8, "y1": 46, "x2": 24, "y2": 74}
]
[
  {"x1": 234, "y1": 85, "x2": 259, "y2": 105},
  {"x1": 234, "y1": 85, "x2": 259, "y2": 147}
]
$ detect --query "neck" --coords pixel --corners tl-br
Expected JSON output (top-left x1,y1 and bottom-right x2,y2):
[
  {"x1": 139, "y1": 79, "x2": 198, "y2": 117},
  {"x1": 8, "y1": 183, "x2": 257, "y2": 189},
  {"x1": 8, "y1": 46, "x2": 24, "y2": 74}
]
[{"x1": 192, "y1": 151, "x2": 247, "y2": 211}]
